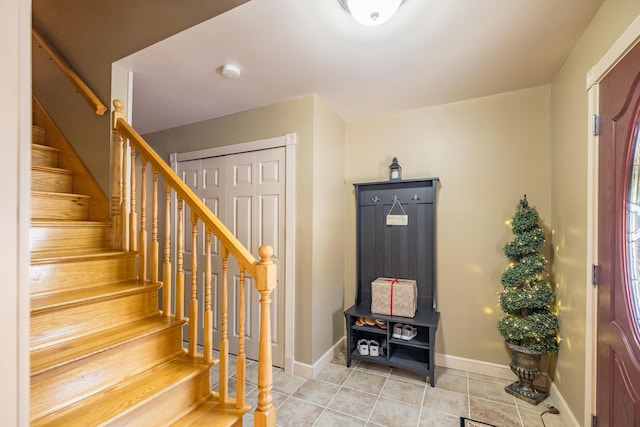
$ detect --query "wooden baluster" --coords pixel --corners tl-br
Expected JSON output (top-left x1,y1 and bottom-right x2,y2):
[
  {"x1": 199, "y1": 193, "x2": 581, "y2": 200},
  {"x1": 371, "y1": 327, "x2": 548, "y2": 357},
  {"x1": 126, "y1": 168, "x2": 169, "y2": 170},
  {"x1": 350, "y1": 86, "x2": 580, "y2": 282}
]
[
  {"x1": 162, "y1": 184, "x2": 172, "y2": 316},
  {"x1": 236, "y1": 268, "x2": 246, "y2": 409},
  {"x1": 150, "y1": 170, "x2": 159, "y2": 283},
  {"x1": 204, "y1": 229, "x2": 213, "y2": 363},
  {"x1": 176, "y1": 198, "x2": 185, "y2": 321},
  {"x1": 111, "y1": 101, "x2": 124, "y2": 249},
  {"x1": 254, "y1": 245, "x2": 276, "y2": 427},
  {"x1": 129, "y1": 146, "x2": 137, "y2": 251},
  {"x1": 188, "y1": 212, "x2": 198, "y2": 356},
  {"x1": 139, "y1": 159, "x2": 148, "y2": 281},
  {"x1": 121, "y1": 139, "x2": 130, "y2": 251},
  {"x1": 219, "y1": 246, "x2": 230, "y2": 403}
]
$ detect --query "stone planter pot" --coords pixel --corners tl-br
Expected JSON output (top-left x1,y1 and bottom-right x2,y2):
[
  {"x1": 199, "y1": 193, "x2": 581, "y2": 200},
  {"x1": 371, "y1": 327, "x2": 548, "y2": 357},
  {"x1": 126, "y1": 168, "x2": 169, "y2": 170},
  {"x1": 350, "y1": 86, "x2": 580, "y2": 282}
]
[{"x1": 505, "y1": 342, "x2": 548, "y2": 405}]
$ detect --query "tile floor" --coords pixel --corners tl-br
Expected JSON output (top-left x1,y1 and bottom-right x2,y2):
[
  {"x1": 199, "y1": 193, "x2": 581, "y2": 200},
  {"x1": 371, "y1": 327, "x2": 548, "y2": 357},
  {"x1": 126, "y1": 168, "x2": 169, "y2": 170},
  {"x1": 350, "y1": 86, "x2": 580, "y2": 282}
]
[{"x1": 211, "y1": 349, "x2": 569, "y2": 427}]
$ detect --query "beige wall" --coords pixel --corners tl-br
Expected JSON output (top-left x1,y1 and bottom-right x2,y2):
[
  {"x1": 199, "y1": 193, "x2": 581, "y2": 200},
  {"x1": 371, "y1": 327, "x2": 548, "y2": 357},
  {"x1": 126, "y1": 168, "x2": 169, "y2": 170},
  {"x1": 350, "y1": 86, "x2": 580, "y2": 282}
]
[
  {"x1": 311, "y1": 96, "x2": 346, "y2": 361},
  {"x1": 344, "y1": 86, "x2": 552, "y2": 364},
  {"x1": 550, "y1": 0, "x2": 640, "y2": 424},
  {"x1": 144, "y1": 94, "x2": 346, "y2": 366}
]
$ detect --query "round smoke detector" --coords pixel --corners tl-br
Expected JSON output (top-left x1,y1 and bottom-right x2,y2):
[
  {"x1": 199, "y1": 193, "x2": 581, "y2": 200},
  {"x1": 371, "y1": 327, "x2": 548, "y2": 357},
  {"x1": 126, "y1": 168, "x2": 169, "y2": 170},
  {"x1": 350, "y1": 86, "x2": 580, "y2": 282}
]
[{"x1": 221, "y1": 64, "x2": 241, "y2": 79}]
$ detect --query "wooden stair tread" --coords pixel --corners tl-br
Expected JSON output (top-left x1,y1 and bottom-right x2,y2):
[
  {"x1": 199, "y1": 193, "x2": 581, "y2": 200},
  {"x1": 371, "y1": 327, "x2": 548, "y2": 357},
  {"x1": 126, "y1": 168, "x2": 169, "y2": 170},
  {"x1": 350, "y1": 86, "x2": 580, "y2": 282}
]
[
  {"x1": 31, "y1": 219, "x2": 109, "y2": 226},
  {"x1": 31, "y1": 280, "x2": 159, "y2": 313},
  {"x1": 31, "y1": 190, "x2": 90, "y2": 199},
  {"x1": 30, "y1": 248, "x2": 134, "y2": 264},
  {"x1": 31, "y1": 315, "x2": 186, "y2": 375},
  {"x1": 31, "y1": 165, "x2": 73, "y2": 175},
  {"x1": 171, "y1": 397, "x2": 249, "y2": 427},
  {"x1": 32, "y1": 143, "x2": 58, "y2": 153},
  {"x1": 32, "y1": 354, "x2": 213, "y2": 427}
]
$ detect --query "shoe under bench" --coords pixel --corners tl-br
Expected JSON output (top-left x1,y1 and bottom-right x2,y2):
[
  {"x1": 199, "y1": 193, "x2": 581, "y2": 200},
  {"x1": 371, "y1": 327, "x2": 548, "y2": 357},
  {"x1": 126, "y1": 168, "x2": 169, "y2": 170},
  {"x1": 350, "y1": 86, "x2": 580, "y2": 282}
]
[{"x1": 344, "y1": 304, "x2": 439, "y2": 386}]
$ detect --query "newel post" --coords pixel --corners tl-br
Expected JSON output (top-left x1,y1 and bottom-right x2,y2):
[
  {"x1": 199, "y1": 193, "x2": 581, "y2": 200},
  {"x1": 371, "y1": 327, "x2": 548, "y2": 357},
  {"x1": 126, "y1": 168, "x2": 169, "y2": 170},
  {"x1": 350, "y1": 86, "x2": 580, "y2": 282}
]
[
  {"x1": 253, "y1": 245, "x2": 277, "y2": 427},
  {"x1": 111, "y1": 100, "x2": 126, "y2": 249}
]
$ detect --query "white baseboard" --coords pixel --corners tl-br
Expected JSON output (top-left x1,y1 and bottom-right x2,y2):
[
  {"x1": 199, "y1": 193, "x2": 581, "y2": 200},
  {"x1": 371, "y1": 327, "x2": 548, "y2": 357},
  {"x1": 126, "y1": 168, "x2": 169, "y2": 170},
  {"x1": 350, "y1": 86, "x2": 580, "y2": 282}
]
[
  {"x1": 435, "y1": 352, "x2": 513, "y2": 380},
  {"x1": 550, "y1": 381, "x2": 580, "y2": 427},
  {"x1": 292, "y1": 337, "x2": 345, "y2": 378}
]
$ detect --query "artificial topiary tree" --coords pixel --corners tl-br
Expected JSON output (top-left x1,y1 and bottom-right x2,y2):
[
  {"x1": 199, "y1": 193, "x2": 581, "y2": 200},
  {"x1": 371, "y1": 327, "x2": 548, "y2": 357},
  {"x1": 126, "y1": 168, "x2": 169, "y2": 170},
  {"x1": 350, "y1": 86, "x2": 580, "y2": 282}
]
[{"x1": 498, "y1": 196, "x2": 559, "y2": 354}]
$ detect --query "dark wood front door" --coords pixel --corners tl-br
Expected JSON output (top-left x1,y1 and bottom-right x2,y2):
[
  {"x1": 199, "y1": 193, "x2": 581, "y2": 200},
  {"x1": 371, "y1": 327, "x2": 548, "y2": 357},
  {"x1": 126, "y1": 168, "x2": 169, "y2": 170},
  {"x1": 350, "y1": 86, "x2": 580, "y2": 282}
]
[{"x1": 597, "y1": 41, "x2": 640, "y2": 427}]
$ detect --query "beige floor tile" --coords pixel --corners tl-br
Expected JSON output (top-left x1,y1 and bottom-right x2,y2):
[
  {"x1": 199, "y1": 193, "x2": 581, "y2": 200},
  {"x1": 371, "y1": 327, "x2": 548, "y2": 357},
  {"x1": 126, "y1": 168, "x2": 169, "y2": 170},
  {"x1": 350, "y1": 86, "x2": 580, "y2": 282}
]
[
  {"x1": 357, "y1": 360, "x2": 393, "y2": 375},
  {"x1": 328, "y1": 387, "x2": 378, "y2": 420},
  {"x1": 316, "y1": 361, "x2": 354, "y2": 385},
  {"x1": 343, "y1": 369, "x2": 388, "y2": 394},
  {"x1": 276, "y1": 397, "x2": 324, "y2": 427},
  {"x1": 419, "y1": 408, "x2": 461, "y2": 426},
  {"x1": 381, "y1": 377, "x2": 426, "y2": 406},
  {"x1": 315, "y1": 409, "x2": 367, "y2": 427},
  {"x1": 270, "y1": 370, "x2": 307, "y2": 395},
  {"x1": 520, "y1": 407, "x2": 569, "y2": 427},
  {"x1": 515, "y1": 395, "x2": 557, "y2": 413},
  {"x1": 369, "y1": 396, "x2": 421, "y2": 427},
  {"x1": 390, "y1": 367, "x2": 429, "y2": 385},
  {"x1": 423, "y1": 386, "x2": 469, "y2": 418},
  {"x1": 436, "y1": 366, "x2": 469, "y2": 377},
  {"x1": 469, "y1": 397, "x2": 522, "y2": 427},
  {"x1": 468, "y1": 374, "x2": 517, "y2": 406},
  {"x1": 331, "y1": 349, "x2": 350, "y2": 366},
  {"x1": 434, "y1": 370, "x2": 469, "y2": 394},
  {"x1": 292, "y1": 379, "x2": 340, "y2": 406}
]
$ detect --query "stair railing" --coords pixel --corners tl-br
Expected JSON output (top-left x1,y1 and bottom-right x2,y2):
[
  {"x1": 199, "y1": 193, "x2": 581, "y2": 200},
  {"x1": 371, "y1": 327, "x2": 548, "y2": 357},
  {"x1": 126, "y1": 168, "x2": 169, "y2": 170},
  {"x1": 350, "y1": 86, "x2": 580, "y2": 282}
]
[
  {"x1": 32, "y1": 26, "x2": 107, "y2": 116},
  {"x1": 111, "y1": 100, "x2": 276, "y2": 427}
]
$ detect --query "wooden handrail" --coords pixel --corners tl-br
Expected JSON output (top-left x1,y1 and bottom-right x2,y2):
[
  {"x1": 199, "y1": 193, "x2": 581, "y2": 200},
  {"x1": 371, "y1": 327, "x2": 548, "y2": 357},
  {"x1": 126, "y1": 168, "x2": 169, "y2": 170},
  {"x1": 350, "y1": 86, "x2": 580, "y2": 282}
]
[
  {"x1": 111, "y1": 99, "x2": 276, "y2": 425},
  {"x1": 32, "y1": 26, "x2": 107, "y2": 116},
  {"x1": 112, "y1": 101, "x2": 257, "y2": 275}
]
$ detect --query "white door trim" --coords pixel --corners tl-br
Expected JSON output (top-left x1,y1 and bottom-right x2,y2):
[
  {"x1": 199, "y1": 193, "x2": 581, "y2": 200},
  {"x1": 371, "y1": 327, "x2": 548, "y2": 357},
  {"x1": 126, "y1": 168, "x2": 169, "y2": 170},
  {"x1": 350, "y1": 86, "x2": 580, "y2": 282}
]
[
  {"x1": 170, "y1": 133, "x2": 297, "y2": 374},
  {"x1": 585, "y1": 15, "x2": 640, "y2": 426}
]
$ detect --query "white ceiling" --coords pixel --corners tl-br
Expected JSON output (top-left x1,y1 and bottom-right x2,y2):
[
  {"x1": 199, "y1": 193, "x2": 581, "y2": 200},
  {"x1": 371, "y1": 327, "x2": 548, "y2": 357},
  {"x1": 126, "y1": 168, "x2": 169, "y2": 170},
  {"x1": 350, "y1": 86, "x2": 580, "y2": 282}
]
[{"x1": 115, "y1": 0, "x2": 603, "y2": 135}]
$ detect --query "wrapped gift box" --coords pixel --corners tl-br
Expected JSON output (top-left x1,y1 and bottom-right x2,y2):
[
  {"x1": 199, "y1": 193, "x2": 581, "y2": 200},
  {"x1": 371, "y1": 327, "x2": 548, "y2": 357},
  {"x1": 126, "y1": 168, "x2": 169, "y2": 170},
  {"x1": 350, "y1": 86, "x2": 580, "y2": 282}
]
[{"x1": 371, "y1": 277, "x2": 417, "y2": 318}]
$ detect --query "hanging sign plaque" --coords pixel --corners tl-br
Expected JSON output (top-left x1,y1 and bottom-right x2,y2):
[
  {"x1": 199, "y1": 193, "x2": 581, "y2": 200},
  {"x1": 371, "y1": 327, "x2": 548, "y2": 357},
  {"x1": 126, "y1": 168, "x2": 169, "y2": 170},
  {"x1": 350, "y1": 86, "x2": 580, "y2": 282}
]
[
  {"x1": 386, "y1": 196, "x2": 408, "y2": 226},
  {"x1": 386, "y1": 214, "x2": 408, "y2": 226}
]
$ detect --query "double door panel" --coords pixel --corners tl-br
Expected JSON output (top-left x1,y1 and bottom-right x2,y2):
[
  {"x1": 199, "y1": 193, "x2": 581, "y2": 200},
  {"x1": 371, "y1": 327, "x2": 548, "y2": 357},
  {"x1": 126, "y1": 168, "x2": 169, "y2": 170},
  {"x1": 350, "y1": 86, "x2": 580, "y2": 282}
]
[{"x1": 177, "y1": 148, "x2": 285, "y2": 367}]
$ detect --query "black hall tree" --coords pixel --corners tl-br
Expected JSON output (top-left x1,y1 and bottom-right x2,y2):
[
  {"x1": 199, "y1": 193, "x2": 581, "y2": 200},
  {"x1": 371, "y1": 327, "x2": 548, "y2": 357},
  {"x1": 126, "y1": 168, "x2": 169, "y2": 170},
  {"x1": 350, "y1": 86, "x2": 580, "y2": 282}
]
[{"x1": 344, "y1": 178, "x2": 440, "y2": 386}]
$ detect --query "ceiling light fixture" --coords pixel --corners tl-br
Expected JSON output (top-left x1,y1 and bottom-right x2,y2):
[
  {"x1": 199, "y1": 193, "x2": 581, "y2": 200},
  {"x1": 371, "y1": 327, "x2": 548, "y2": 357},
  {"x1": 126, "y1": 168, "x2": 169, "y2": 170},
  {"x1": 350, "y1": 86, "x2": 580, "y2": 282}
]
[{"x1": 338, "y1": 0, "x2": 405, "y2": 26}]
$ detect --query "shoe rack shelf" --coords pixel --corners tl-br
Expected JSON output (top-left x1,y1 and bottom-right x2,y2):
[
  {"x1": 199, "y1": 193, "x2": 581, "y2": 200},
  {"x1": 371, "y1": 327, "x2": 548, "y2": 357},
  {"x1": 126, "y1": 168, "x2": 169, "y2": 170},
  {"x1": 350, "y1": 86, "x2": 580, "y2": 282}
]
[
  {"x1": 344, "y1": 178, "x2": 440, "y2": 386},
  {"x1": 345, "y1": 306, "x2": 439, "y2": 384}
]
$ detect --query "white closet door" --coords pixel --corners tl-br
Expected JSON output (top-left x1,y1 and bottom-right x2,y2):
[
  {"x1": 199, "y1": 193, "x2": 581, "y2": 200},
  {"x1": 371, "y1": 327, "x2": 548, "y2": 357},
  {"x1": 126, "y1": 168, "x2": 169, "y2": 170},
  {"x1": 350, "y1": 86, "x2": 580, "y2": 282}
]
[{"x1": 177, "y1": 148, "x2": 285, "y2": 367}]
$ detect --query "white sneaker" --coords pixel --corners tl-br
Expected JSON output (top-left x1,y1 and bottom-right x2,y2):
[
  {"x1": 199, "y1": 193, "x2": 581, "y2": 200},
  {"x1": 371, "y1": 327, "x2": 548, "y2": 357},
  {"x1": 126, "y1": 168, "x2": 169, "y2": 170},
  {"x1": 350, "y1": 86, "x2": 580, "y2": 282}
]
[
  {"x1": 400, "y1": 325, "x2": 417, "y2": 340},
  {"x1": 392, "y1": 323, "x2": 404, "y2": 339}
]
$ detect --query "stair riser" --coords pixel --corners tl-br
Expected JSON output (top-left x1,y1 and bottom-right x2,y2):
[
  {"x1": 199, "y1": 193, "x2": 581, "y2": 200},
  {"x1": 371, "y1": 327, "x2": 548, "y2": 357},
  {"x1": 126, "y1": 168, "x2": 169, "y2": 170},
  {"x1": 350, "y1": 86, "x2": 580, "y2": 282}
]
[
  {"x1": 30, "y1": 224, "x2": 112, "y2": 253},
  {"x1": 32, "y1": 145, "x2": 58, "y2": 168},
  {"x1": 32, "y1": 126, "x2": 45, "y2": 146},
  {"x1": 110, "y1": 370, "x2": 211, "y2": 427},
  {"x1": 32, "y1": 193, "x2": 89, "y2": 221},
  {"x1": 30, "y1": 255, "x2": 137, "y2": 295},
  {"x1": 31, "y1": 169, "x2": 73, "y2": 193},
  {"x1": 31, "y1": 290, "x2": 159, "y2": 349},
  {"x1": 31, "y1": 326, "x2": 184, "y2": 421}
]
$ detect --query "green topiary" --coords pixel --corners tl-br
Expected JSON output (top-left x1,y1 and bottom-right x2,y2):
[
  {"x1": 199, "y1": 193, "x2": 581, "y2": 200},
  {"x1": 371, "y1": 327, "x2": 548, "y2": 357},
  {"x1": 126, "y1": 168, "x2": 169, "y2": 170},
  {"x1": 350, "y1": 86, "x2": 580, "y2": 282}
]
[{"x1": 497, "y1": 196, "x2": 559, "y2": 353}]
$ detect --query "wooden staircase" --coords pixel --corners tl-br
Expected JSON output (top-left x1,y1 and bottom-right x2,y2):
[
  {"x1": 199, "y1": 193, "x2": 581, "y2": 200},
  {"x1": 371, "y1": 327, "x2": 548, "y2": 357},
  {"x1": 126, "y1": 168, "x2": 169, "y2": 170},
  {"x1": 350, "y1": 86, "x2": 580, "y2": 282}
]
[{"x1": 30, "y1": 112, "x2": 248, "y2": 425}]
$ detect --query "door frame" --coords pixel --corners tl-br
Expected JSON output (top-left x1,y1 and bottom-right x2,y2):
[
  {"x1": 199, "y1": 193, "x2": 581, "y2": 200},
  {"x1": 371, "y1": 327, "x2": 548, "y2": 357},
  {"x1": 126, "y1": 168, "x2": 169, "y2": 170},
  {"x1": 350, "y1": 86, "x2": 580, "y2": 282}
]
[
  {"x1": 170, "y1": 133, "x2": 297, "y2": 374},
  {"x1": 586, "y1": 15, "x2": 640, "y2": 425}
]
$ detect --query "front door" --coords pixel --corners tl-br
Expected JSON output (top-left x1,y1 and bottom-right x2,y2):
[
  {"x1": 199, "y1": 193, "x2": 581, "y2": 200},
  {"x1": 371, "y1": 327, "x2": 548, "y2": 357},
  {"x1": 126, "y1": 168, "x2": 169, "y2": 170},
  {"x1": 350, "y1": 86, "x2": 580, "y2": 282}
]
[
  {"x1": 597, "y1": 41, "x2": 640, "y2": 426},
  {"x1": 177, "y1": 147, "x2": 286, "y2": 368}
]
